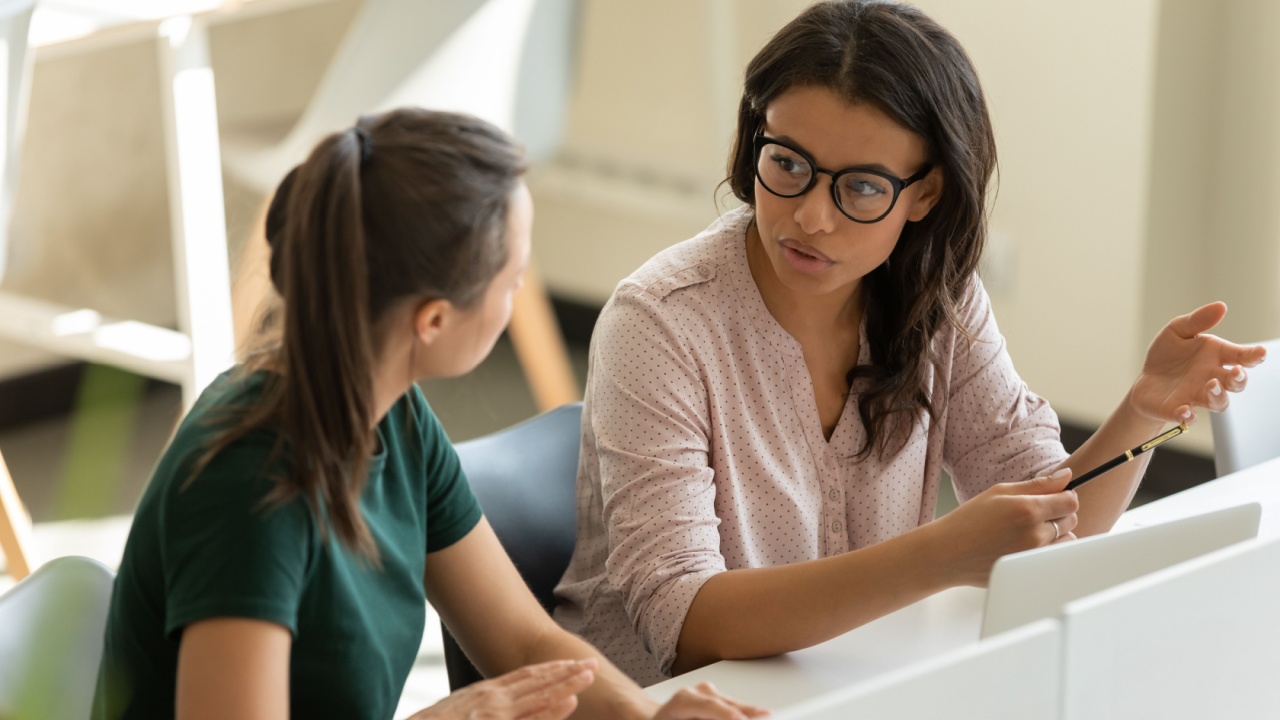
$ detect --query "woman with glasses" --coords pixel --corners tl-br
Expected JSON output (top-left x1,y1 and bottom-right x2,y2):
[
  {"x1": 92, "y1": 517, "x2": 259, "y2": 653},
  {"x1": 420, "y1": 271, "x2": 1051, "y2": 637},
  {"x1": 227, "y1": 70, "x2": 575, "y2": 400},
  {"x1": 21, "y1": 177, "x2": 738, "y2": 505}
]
[{"x1": 553, "y1": 0, "x2": 1266, "y2": 686}]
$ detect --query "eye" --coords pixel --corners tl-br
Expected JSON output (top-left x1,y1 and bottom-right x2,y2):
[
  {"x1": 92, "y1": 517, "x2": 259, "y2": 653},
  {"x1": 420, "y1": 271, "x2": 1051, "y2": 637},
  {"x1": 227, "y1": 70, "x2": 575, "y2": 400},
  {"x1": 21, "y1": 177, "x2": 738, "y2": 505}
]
[
  {"x1": 842, "y1": 174, "x2": 890, "y2": 197},
  {"x1": 767, "y1": 148, "x2": 809, "y2": 176}
]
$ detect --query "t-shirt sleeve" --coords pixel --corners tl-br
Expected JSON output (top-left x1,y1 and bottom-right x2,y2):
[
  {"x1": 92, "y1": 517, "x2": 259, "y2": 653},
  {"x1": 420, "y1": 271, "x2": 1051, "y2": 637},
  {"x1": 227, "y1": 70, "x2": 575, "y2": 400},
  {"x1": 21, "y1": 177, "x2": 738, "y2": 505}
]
[
  {"x1": 942, "y1": 276, "x2": 1069, "y2": 500},
  {"x1": 413, "y1": 387, "x2": 483, "y2": 553},
  {"x1": 160, "y1": 439, "x2": 315, "y2": 639}
]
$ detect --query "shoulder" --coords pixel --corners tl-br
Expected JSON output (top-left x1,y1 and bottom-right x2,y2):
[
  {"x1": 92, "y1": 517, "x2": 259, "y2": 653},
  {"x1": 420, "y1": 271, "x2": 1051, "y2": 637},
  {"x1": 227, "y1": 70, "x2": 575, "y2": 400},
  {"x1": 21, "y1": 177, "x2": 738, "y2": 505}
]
[
  {"x1": 614, "y1": 205, "x2": 752, "y2": 304},
  {"x1": 155, "y1": 369, "x2": 289, "y2": 510}
]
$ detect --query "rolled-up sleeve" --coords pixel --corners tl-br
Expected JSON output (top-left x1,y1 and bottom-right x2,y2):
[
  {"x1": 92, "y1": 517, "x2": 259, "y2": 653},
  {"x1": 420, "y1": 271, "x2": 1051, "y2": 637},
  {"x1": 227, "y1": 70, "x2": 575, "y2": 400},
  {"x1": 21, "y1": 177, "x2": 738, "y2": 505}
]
[
  {"x1": 942, "y1": 278, "x2": 1069, "y2": 500},
  {"x1": 588, "y1": 284, "x2": 727, "y2": 675}
]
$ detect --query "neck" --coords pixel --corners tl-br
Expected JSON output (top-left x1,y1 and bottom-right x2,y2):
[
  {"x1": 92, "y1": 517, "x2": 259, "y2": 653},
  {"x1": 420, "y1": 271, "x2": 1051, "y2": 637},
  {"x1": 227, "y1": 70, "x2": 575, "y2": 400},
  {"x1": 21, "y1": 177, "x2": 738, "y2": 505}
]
[
  {"x1": 746, "y1": 222, "x2": 865, "y2": 338},
  {"x1": 370, "y1": 333, "x2": 416, "y2": 429}
]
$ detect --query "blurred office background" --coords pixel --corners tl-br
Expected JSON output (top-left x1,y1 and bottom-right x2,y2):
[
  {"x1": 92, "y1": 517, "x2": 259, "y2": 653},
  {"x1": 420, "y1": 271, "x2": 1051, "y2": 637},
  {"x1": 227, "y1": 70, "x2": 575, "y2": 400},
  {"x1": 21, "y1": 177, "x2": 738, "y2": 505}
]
[{"x1": 0, "y1": 0, "x2": 1274, "y2": 712}]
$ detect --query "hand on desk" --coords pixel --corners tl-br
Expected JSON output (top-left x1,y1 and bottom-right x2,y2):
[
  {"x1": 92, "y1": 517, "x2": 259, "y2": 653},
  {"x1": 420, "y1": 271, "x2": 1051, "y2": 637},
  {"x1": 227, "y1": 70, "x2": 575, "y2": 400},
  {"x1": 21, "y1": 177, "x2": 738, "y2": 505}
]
[
  {"x1": 931, "y1": 469, "x2": 1079, "y2": 587},
  {"x1": 1130, "y1": 302, "x2": 1267, "y2": 425},
  {"x1": 653, "y1": 682, "x2": 771, "y2": 719},
  {"x1": 408, "y1": 659, "x2": 595, "y2": 720}
]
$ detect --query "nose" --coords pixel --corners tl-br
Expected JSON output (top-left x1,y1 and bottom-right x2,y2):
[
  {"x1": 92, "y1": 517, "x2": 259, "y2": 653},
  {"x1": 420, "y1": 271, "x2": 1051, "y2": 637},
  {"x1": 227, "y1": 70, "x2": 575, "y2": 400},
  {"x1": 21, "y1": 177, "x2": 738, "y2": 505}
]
[{"x1": 793, "y1": 175, "x2": 839, "y2": 236}]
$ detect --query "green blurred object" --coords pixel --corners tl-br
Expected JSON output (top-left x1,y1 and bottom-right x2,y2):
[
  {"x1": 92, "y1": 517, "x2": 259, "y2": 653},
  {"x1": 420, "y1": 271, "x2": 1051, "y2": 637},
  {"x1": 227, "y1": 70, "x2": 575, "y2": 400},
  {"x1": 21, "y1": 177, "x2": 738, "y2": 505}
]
[{"x1": 55, "y1": 364, "x2": 146, "y2": 520}]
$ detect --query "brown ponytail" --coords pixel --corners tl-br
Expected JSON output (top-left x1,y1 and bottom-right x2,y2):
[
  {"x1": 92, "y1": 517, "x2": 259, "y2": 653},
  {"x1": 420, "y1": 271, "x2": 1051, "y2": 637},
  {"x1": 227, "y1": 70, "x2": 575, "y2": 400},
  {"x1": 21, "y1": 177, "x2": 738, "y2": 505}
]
[{"x1": 196, "y1": 109, "x2": 526, "y2": 560}]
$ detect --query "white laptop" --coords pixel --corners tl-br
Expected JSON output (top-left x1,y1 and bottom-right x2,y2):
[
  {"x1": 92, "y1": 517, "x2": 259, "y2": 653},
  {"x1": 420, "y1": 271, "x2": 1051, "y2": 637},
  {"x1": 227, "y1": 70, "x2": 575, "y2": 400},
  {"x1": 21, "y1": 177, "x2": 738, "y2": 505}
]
[{"x1": 980, "y1": 502, "x2": 1261, "y2": 638}]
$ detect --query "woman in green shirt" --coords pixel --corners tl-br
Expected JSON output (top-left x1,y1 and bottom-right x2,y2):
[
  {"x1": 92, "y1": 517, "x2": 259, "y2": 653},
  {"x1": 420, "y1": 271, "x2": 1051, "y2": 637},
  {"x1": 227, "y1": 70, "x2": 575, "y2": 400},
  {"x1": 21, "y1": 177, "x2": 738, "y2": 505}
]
[{"x1": 93, "y1": 108, "x2": 765, "y2": 720}]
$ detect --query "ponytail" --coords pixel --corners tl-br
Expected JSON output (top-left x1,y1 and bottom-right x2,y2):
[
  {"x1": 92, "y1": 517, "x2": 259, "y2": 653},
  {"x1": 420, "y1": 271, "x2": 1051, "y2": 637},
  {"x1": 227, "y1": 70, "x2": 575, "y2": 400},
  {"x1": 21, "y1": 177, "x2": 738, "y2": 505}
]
[{"x1": 194, "y1": 109, "x2": 525, "y2": 561}]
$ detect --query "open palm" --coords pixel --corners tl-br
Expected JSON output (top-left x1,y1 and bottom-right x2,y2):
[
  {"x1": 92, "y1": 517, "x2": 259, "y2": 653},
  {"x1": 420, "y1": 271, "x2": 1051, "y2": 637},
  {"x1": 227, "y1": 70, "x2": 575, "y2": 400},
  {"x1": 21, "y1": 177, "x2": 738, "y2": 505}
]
[{"x1": 1131, "y1": 302, "x2": 1267, "y2": 425}]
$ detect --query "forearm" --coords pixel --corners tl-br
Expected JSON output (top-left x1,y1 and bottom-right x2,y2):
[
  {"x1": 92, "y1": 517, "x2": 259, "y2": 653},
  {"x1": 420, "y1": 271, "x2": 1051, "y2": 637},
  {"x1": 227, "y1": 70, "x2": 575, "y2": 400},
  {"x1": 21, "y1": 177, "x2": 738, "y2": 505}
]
[
  {"x1": 1058, "y1": 389, "x2": 1164, "y2": 536},
  {"x1": 671, "y1": 521, "x2": 952, "y2": 675},
  {"x1": 524, "y1": 622, "x2": 658, "y2": 720}
]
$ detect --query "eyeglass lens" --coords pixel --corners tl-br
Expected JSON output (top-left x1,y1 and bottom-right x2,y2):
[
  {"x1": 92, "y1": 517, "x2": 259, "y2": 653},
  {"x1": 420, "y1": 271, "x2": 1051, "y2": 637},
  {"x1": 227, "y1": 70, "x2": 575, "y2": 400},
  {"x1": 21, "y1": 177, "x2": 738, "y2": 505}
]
[{"x1": 756, "y1": 142, "x2": 897, "y2": 221}]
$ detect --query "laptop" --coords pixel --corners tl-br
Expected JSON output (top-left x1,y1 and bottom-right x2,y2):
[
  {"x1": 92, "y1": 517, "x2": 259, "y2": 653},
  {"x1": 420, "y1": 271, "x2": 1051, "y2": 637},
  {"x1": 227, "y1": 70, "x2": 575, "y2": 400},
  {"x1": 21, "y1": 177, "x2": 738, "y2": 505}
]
[{"x1": 980, "y1": 502, "x2": 1262, "y2": 638}]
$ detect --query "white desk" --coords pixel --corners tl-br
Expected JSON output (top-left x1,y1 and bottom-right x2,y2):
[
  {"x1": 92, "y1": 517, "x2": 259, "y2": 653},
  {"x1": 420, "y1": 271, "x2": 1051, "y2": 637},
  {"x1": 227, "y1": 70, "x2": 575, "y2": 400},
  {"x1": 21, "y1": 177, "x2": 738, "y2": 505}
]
[
  {"x1": 646, "y1": 586, "x2": 986, "y2": 709},
  {"x1": 1113, "y1": 455, "x2": 1280, "y2": 536},
  {"x1": 648, "y1": 457, "x2": 1280, "y2": 712}
]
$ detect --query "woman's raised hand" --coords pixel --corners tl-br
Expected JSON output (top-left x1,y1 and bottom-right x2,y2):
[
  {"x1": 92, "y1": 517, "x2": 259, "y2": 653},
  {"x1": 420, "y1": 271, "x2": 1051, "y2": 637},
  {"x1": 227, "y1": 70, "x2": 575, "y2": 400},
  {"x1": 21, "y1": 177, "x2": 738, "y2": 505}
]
[
  {"x1": 409, "y1": 659, "x2": 595, "y2": 720},
  {"x1": 1130, "y1": 302, "x2": 1267, "y2": 425},
  {"x1": 931, "y1": 469, "x2": 1080, "y2": 587}
]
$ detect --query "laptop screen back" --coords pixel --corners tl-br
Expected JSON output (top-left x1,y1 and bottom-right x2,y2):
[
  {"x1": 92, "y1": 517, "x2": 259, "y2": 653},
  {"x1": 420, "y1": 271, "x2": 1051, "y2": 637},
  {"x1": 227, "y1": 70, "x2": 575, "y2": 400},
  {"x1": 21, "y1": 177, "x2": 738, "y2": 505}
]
[{"x1": 981, "y1": 502, "x2": 1261, "y2": 638}]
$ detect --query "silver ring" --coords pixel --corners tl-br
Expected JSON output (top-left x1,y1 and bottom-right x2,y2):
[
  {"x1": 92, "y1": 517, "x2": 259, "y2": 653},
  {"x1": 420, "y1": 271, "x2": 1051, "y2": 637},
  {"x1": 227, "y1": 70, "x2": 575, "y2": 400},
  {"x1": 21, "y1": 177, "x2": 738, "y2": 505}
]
[{"x1": 1051, "y1": 520, "x2": 1061, "y2": 541}]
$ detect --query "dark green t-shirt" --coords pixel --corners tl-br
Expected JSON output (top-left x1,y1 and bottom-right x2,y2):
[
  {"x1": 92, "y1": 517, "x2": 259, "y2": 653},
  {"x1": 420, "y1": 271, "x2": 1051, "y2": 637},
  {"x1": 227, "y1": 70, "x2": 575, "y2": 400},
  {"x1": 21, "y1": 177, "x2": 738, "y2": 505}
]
[{"x1": 93, "y1": 369, "x2": 482, "y2": 720}]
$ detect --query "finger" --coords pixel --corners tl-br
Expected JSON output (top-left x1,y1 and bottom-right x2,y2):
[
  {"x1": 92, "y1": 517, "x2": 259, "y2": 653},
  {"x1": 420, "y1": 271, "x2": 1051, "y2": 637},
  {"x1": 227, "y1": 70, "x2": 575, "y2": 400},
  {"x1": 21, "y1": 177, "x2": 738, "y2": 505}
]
[
  {"x1": 499, "y1": 660, "x2": 594, "y2": 695},
  {"x1": 1171, "y1": 404, "x2": 1197, "y2": 426},
  {"x1": 1055, "y1": 512, "x2": 1079, "y2": 536},
  {"x1": 694, "y1": 683, "x2": 771, "y2": 718},
  {"x1": 1014, "y1": 467, "x2": 1072, "y2": 494},
  {"x1": 1222, "y1": 365, "x2": 1248, "y2": 393},
  {"x1": 1205, "y1": 378, "x2": 1229, "y2": 412},
  {"x1": 1025, "y1": 490, "x2": 1080, "y2": 522},
  {"x1": 518, "y1": 695, "x2": 579, "y2": 720},
  {"x1": 510, "y1": 668, "x2": 594, "y2": 714},
  {"x1": 664, "y1": 690, "x2": 751, "y2": 720},
  {"x1": 1220, "y1": 342, "x2": 1268, "y2": 368},
  {"x1": 1166, "y1": 302, "x2": 1227, "y2": 339},
  {"x1": 1052, "y1": 531, "x2": 1078, "y2": 545}
]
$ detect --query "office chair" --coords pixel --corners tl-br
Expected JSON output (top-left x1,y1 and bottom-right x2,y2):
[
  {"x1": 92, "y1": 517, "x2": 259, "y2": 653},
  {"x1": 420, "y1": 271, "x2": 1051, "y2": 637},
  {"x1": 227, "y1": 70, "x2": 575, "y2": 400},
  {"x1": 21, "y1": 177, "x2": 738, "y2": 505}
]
[
  {"x1": 0, "y1": 555, "x2": 115, "y2": 719},
  {"x1": 222, "y1": 0, "x2": 582, "y2": 411},
  {"x1": 441, "y1": 402, "x2": 583, "y2": 690},
  {"x1": 0, "y1": 7, "x2": 235, "y2": 408},
  {"x1": 1209, "y1": 337, "x2": 1280, "y2": 476}
]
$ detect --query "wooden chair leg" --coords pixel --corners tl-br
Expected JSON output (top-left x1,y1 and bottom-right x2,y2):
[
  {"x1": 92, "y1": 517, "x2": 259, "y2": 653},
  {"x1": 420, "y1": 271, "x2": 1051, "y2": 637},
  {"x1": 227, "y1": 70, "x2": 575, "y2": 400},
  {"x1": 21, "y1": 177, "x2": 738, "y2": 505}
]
[
  {"x1": 0, "y1": 448, "x2": 34, "y2": 581},
  {"x1": 508, "y1": 265, "x2": 580, "y2": 411}
]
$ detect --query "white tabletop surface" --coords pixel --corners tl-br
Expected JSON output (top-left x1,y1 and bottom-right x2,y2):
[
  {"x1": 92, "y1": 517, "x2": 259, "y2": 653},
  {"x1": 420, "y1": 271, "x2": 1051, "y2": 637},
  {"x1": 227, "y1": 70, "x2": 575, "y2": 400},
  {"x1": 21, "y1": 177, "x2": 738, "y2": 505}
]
[
  {"x1": 646, "y1": 586, "x2": 987, "y2": 709},
  {"x1": 647, "y1": 455, "x2": 1280, "y2": 711},
  {"x1": 1113, "y1": 455, "x2": 1280, "y2": 536}
]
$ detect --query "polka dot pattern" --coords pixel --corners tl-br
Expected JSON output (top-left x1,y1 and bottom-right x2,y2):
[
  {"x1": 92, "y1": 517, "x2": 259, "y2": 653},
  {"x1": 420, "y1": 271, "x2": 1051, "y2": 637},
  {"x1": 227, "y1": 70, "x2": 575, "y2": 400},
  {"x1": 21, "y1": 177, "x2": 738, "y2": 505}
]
[{"x1": 553, "y1": 206, "x2": 1068, "y2": 686}]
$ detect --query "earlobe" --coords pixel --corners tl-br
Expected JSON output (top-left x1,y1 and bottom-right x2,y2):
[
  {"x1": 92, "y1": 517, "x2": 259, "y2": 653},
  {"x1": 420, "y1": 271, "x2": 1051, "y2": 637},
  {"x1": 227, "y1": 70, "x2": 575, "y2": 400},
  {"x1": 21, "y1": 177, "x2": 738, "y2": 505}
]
[
  {"x1": 907, "y1": 169, "x2": 944, "y2": 222},
  {"x1": 414, "y1": 299, "x2": 452, "y2": 346}
]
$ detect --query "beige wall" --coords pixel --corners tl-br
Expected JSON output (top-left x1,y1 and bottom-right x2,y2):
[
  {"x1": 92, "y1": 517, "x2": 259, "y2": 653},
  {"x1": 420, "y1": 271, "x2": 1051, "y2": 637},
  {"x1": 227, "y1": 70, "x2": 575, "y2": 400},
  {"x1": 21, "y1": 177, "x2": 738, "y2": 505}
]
[
  {"x1": 8, "y1": 0, "x2": 1280, "y2": 457},
  {"x1": 532, "y1": 0, "x2": 1280, "y2": 456}
]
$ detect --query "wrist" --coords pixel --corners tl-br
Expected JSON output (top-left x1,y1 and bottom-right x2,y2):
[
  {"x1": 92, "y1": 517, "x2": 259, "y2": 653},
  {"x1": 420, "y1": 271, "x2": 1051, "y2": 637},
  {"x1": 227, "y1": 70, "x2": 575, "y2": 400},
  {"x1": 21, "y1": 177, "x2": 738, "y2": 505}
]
[{"x1": 905, "y1": 518, "x2": 962, "y2": 593}]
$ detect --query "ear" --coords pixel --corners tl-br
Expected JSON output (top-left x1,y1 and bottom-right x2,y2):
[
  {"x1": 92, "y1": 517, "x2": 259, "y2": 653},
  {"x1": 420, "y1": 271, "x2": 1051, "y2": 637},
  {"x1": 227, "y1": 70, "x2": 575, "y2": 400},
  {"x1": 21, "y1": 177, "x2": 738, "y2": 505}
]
[
  {"x1": 413, "y1": 298, "x2": 454, "y2": 347},
  {"x1": 906, "y1": 167, "x2": 944, "y2": 222}
]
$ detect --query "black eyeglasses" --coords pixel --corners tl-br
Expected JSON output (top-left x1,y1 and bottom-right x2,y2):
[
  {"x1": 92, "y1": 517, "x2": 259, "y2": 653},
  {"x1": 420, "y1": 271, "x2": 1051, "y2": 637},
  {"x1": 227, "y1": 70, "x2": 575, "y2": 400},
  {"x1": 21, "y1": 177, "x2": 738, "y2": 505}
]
[{"x1": 752, "y1": 135, "x2": 933, "y2": 224}]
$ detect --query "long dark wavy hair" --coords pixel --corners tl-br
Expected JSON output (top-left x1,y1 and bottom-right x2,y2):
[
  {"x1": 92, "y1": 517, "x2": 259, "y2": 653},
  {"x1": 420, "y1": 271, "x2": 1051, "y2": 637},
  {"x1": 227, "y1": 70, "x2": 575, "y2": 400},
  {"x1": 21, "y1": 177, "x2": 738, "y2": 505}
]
[
  {"x1": 727, "y1": 0, "x2": 997, "y2": 458},
  {"x1": 196, "y1": 108, "x2": 526, "y2": 560}
]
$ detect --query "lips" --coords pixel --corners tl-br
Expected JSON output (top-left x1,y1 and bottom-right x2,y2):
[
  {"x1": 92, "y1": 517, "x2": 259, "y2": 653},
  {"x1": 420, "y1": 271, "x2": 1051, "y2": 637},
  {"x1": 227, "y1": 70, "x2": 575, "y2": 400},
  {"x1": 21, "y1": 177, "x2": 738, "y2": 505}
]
[
  {"x1": 780, "y1": 239, "x2": 832, "y2": 263},
  {"x1": 777, "y1": 238, "x2": 835, "y2": 275}
]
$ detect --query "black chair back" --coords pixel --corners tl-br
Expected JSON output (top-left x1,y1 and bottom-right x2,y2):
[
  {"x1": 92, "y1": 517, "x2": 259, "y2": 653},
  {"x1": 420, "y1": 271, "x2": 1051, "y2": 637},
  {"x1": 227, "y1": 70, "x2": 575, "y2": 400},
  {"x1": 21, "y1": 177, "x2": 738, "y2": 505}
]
[{"x1": 442, "y1": 402, "x2": 582, "y2": 690}]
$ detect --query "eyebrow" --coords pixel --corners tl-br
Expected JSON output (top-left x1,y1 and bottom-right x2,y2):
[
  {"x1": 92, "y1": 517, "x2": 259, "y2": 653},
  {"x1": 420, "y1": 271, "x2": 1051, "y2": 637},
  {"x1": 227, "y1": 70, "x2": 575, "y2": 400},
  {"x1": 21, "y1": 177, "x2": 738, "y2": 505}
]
[{"x1": 766, "y1": 133, "x2": 904, "y2": 177}]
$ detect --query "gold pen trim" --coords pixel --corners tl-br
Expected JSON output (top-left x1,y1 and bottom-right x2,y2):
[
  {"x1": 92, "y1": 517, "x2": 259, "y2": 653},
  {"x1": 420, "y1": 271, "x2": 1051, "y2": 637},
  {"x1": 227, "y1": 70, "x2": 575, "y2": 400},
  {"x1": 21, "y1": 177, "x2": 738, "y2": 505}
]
[{"x1": 1139, "y1": 423, "x2": 1189, "y2": 453}]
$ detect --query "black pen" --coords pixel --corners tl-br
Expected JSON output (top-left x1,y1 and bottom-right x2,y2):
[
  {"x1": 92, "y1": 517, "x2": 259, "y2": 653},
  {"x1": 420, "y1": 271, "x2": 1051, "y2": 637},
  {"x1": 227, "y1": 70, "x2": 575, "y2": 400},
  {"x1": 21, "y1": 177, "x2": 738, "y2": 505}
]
[{"x1": 1064, "y1": 423, "x2": 1189, "y2": 491}]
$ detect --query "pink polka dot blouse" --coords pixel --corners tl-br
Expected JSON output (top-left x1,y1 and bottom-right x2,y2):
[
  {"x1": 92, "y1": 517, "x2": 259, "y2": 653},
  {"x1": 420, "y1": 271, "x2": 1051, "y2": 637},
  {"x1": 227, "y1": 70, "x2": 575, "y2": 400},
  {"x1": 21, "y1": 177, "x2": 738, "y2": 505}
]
[{"x1": 553, "y1": 205, "x2": 1067, "y2": 685}]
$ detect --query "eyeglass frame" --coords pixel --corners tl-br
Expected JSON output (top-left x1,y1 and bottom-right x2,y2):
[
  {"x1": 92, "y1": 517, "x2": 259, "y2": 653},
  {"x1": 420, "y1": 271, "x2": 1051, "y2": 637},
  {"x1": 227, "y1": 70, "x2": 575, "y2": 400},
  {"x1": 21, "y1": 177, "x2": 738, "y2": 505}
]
[{"x1": 752, "y1": 134, "x2": 934, "y2": 224}]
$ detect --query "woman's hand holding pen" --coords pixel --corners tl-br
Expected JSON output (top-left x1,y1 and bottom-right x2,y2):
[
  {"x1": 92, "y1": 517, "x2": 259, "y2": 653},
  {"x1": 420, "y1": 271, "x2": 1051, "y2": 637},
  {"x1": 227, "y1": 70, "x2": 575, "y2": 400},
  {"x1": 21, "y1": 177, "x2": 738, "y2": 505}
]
[
  {"x1": 1130, "y1": 302, "x2": 1267, "y2": 425},
  {"x1": 930, "y1": 469, "x2": 1079, "y2": 587}
]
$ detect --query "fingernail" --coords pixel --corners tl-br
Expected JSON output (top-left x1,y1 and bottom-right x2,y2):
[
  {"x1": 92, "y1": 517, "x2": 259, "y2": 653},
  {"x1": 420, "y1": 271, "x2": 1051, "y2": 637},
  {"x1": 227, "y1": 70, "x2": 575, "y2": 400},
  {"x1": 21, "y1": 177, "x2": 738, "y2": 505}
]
[
  {"x1": 1235, "y1": 367, "x2": 1246, "y2": 382},
  {"x1": 1050, "y1": 468, "x2": 1070, "y2": 480},
  {"x1": 1211, "y1": 381, "x2": 1223, "y2": 396}
]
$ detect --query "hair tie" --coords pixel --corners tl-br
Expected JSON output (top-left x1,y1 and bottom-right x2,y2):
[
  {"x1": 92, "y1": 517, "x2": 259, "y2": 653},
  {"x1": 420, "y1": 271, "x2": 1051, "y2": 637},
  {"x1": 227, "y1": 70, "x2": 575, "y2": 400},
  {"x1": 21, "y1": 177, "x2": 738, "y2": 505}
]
[{"x1": 354, "y1": 126, "x2": 373, "y2": 163}]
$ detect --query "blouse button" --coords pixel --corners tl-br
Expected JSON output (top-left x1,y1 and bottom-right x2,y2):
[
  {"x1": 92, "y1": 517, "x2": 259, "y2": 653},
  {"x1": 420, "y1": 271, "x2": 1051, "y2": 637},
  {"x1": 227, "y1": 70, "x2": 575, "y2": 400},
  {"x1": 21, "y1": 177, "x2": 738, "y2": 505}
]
[
  {"x1": 831, "y1": 520, "x2": 843, "y2": 534},
  {"x1": 697, "y1": 264, "x2": 711, "y2": 278},
  {"x1": 829, "y1": 489, "x2": 839, "y2": 501}
]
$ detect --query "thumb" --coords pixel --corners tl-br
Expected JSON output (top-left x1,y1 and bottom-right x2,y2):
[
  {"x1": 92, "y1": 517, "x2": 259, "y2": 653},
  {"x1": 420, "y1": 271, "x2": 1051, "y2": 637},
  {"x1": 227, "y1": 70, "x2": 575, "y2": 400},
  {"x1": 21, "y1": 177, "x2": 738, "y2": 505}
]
[
  {"x1": 1167, "y1": 301, "x2": 1227, "y2": 339},
  {"x1": 1020, "y1": 467, "x2": 1072, "y2": 494}
]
